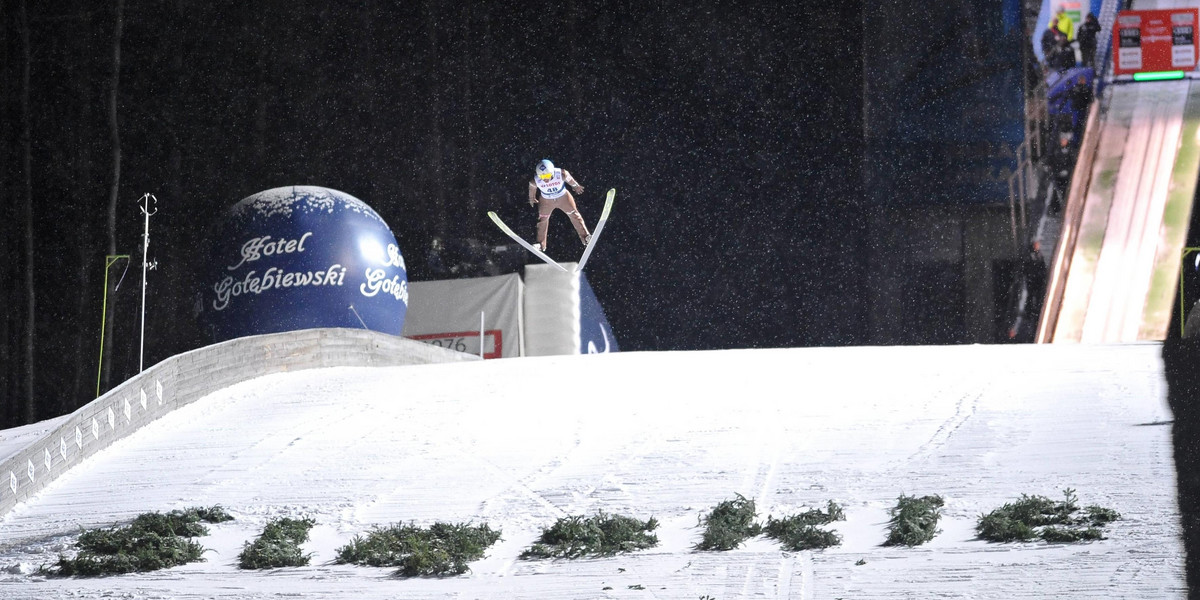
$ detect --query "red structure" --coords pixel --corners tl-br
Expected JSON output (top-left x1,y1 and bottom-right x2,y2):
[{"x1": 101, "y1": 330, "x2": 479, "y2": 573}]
[{"x1": 1113, "y1": 8, "x2": 1199, "y2": 75}]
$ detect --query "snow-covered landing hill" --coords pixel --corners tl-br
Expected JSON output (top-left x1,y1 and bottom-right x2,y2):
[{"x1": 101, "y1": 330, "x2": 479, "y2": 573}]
[{"x1": 0, "y1": 343, "x2": 1184, "y2": 599}]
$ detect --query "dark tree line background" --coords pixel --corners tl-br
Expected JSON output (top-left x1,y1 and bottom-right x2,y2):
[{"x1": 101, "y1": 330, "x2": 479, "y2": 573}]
[{"x1": 1, "y1": 0, "x2": 1022, "y2": 428}]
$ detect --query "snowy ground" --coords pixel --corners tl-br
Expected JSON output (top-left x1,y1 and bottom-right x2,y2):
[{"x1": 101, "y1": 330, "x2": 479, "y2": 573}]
[{"x1": 0, "y1": 343, "x2": 1184, "y2": 599}]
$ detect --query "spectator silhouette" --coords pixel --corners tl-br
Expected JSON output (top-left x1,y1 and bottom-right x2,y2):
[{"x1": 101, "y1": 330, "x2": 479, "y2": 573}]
[
  {"x1": 1053, "y1": 29, "x2": 1076, "y2": 71},
  {"x1": 1055, "y1": 5, "x2": 1075, "y2": 41},
  {"x1": 1046, "y1": 133, "x2": 1077, "y2": 215},
  {"x1": 1042, "y1": 19, "x2": 1062, "y2": 69},
  {"x1": 1041, "y1": 17, "x2": 1075, "y2": 72},
  {"x1": 1078, "y1": 13, "x2": 1102, "y2": 68},
  {"x1": 1068, "y1": 75, "x2": 1094, "y2": 141}
]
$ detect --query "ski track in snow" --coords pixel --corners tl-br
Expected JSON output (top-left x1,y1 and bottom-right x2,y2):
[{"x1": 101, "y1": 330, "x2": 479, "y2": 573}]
[{"x1": 0, "y1": 344, "x2": 1183, "y2": 599}]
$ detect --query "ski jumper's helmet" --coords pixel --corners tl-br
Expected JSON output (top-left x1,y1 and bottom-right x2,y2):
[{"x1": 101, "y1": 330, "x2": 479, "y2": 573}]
[{"x1": 536, "y1": 159, "x2": 555, "y2": 180}]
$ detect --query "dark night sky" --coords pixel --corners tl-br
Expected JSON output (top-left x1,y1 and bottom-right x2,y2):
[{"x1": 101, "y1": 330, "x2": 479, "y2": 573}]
[{"x1": 0, "y1": 0, "x2": 1023, "y2": 425}]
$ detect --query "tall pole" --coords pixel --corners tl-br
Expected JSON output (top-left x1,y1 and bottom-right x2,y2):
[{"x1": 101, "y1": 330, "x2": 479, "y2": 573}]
[
  {"x1": 96, "y1": 254, "x2": 130, "y2": 397},
  {"x1": 138, "y1": 193, "x2": 157, "y2": 372}
]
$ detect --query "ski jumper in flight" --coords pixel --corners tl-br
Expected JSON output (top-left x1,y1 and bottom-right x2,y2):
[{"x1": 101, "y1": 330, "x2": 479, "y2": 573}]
[{"x1": 528, "y1": 159, "x2": 590, "y2": 252}]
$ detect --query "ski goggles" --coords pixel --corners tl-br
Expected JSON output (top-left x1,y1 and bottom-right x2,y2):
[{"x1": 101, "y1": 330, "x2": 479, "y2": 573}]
[{"x1": 538, "y1": 171, "x2": 553, "y2": 180}]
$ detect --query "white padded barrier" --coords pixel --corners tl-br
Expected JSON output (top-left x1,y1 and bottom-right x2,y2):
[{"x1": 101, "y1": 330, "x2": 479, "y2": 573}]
[
  {"x1": 0, "y1": 328, "x2": 477, "y2": 519},
  {"x1": 522, "y1": 263, "x2": 583, "y2": 356}
]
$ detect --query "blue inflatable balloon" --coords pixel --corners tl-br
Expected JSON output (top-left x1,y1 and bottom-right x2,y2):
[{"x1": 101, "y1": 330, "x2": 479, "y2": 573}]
[{"x1": 199, "y1": 186, "x2": 407, "y2": 343}]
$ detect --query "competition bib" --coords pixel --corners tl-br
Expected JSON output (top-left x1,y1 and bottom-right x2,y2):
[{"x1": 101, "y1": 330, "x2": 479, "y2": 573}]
[{"x1": 536, "y1": 169, "x2": 568, "y2": 199}]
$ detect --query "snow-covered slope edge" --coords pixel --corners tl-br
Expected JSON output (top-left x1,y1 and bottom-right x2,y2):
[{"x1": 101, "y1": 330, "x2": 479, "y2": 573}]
[
  {"x1": 0, "y1": 328, "x2": 476, "y2": 519},
  {"x1": 0, "y1": 343, "x2": 1183, "y2": 600}
]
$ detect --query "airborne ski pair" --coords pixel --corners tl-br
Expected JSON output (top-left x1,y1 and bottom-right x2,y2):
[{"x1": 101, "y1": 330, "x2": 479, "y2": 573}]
[{"x1": 488, "y1": 188, "x2": 615, "y2": 274}]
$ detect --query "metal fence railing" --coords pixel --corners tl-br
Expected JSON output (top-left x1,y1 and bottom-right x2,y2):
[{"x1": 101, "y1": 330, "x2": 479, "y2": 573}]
[
  {"x1": 1096, "y1": 0, "x2": 1122, "y2": 86},
  {"x1": 1008, "y1": 138, "x2": 1039, "y2": 252},
  {"x1": 1008, "y1": 0, "x2": 1120, "y2": 253},
  {"x1": 1008, "y1": 68, "x2": 1049, "y2": 251}
]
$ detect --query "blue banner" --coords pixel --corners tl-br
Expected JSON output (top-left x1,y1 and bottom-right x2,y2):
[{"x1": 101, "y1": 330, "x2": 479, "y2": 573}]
[{"x1": 579, "y1": 273, "x2": 618, "y2": 354}]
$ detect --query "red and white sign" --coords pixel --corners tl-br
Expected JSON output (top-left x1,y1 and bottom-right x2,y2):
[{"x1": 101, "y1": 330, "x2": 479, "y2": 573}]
[
  {"x1": 1113, "y1": 8, "x2": 1199, "y2": 75},
  {"x1": 401, "y1": 273, "x2": 524, "y2": 359},
  {"x1": 410, "y1": 330, "x2": 503, "y2": 359}
]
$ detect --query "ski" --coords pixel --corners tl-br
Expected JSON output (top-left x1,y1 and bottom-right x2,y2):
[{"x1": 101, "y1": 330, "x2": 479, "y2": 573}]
[
  {"x1": 487, "y1": 211, "x2": 569, "y2": 272},
  {"x1": 575, "y1": 188, "x2": 615, "y2": 273}
]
